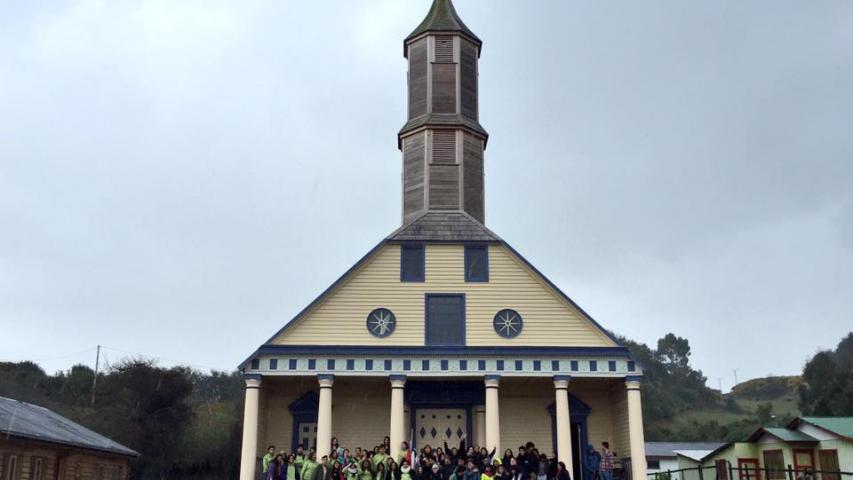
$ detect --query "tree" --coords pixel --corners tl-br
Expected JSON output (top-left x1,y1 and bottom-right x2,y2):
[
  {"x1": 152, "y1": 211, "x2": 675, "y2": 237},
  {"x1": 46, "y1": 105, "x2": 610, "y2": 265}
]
[{"x1": 799, "y1": 333, "x2": 853, "y2": 416}]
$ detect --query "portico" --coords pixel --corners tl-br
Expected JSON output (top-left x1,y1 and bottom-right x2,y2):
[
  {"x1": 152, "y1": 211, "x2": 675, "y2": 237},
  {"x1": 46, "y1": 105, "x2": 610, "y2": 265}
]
[{"x1": 238, "y1": 354, "x2": 647, "y2": 480}]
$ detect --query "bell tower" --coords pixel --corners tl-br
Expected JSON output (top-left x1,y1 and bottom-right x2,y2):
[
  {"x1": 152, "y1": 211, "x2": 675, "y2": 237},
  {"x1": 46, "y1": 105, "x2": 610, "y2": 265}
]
[{"x1": 399, "y1": 0, "x2": 489, "y2": 225}]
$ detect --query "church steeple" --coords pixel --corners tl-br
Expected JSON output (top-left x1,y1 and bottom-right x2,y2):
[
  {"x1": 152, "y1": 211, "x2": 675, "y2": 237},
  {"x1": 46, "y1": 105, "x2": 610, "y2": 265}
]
[{"x1": 399, "y1": 0, "x2": 489, "y2": 225}]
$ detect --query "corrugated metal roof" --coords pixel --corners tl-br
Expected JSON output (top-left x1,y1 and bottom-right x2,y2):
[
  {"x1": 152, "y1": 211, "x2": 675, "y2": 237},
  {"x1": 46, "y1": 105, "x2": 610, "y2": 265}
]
[
  {"x1": 0, "y1": 396, "x2": 139, "y2": 457},
  {"x1": 800, "y1": 417, "x2": 853, "y2": 438},
  {"x1": 673, "y1": 450, "x2": 715, "y2": 462},
  {"x1": 747, "y1": 427, "x2": 817, "y2": 443},
  {"x1": 387, "y1": 211, "x2": 501, "y2": 243},
  {"x1": 645, "y1": 442, "x2": 725, "y2": 458}
]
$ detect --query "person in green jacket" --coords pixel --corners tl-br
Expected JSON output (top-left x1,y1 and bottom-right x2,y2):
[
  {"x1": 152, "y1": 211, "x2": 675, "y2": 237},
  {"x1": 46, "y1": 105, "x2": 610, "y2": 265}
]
[
  {"x1": 397, "y1": 442, "x2": 410, "y2": 465},
  {"x1": 263, "y1": 446, "x2": 277, "y2": 475},
  {"x1": 345, "y1": 461, "x2": 360, "y2": 480},
  {"x1": 360, "y1": 458, "x2": 375, "y2": 480},
  {"x1": 302, "y1": 451, "x2": 319, "y2": 480},
  {"x1": 294, "y1": 445, "x2": 307, "y2": 473},
  {"x1": 400, "y1": 460, "x2": 412, "y2": 480},
  {"x1": 286, "y1": 454, "x2": 299, "y2": 480},
  {"x1": 372, "y1": 445, "x2": 388, "y2": 471}
]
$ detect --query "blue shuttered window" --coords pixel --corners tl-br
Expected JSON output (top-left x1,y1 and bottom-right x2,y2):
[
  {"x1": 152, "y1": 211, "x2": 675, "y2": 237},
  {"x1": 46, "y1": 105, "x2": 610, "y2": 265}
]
[
  {"x1": 401, "y1": 244, "x2": 425, "y2": 282},
  {"x1": 425, "y1": 294, "x2": 465, "y2": 346},
  {"x1": 464, "y1": 245, "x2": 489, "y2": 282}
]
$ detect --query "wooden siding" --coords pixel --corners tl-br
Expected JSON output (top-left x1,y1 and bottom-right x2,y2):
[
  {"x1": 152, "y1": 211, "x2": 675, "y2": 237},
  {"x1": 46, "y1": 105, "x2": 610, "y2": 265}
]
[
  {"x1": 261, "y1": 378, "x2": 391, "y2": 454},
  {"x1": 610, "y1": 386, "x2": 630, "y2": 460},
  {"x1": 462, "y1": 133, "x2": 484, "y2": 223},
  {"x1": 431, "y1": 63, "x2": 457, "y2": 114},
  {"x1": 432, "y1": 130, "x2": 457, "y2": 164},
  {"x1": 428, "y1": 164, "x2": 460, "y2": 210},
  {"x1": 272, "y1": 244, "x2": 616, "y2": 347},
  {"x1": 460, "y1": 40, "x2": 478, "y2": 120},
  {"x1": 434, "y1": 35, "x2": 454, "y2": 63},
  {"x1": 403, "y1": 133, "x2": 426, "y2": 222},
  {"x1": 0, "y1": 438, "x2": 129, "y2": 480},
  {"x1": 408, "y1": 39, "x2": 428, "y2": 118}
]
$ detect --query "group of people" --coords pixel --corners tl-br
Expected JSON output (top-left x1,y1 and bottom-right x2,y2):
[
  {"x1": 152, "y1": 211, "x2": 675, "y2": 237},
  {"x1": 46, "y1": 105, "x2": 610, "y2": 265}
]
[{"x1": 262, "y1": 437, "x2": 618, "y2": 480}]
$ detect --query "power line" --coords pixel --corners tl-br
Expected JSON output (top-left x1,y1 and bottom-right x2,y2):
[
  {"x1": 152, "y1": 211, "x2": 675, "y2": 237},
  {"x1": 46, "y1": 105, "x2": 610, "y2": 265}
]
[{"x1": 0, "y1": 347, "x2": 97, "y2": 364}]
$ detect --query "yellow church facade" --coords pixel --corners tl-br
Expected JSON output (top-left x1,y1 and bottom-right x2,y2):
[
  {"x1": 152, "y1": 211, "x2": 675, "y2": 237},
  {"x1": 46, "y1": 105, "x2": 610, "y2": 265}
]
[{"x1": 238, "y1": 2, "x2": 648, "y2": 480}]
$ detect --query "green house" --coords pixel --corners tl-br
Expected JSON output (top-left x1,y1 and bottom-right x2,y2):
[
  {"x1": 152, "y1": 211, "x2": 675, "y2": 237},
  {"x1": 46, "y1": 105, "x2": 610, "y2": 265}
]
[{"x1": 676, "y1": 417, "x2": 853, "y2": 480}]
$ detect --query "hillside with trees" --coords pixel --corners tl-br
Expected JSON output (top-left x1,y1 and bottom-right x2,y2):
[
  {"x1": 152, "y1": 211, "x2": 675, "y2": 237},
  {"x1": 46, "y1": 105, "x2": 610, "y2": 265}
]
[{"x1": 2, "y1": 332, "x2": 851, "y2": 479}]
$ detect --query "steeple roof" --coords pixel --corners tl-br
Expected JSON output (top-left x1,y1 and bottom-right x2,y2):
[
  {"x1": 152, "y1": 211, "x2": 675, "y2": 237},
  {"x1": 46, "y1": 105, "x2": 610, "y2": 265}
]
[{"x1": 405, "y1": 0, "x2": 482, "y2": 56}]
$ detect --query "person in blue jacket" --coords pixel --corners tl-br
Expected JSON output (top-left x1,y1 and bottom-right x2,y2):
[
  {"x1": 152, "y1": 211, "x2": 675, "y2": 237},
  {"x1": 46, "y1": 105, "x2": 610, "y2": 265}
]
[{"x1": 582, "y1": 446, "x2": 601, "y2": 480}]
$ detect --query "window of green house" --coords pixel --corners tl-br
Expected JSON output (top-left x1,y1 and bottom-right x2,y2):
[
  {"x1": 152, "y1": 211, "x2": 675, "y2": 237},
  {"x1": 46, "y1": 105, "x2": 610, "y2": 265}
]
[
  {"x1": 763, "y1": 450, "x2": 785, "y2": 480},
  {"x1": 818, "y1": 450, "x2": 839, "y2": 480}
]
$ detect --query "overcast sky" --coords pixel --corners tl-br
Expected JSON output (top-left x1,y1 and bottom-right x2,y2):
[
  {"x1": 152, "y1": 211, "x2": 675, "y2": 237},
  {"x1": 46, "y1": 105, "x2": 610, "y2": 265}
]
[{"x1": 1, "y1": 0, "x2": 852, "y2": 392}]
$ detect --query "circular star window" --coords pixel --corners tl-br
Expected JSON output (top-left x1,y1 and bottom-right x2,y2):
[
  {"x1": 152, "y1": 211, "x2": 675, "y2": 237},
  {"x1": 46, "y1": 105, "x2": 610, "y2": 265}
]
[
  {"x1": 367, "y1": 308, "x2": 397, "y2": 338},
  {"x1": 493, "y1": 309, "x2": 523, "y2": 338}
]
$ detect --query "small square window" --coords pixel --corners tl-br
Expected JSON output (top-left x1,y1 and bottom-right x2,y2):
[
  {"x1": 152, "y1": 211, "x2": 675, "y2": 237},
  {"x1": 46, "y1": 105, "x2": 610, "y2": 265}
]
[
  {"x1": 327, "y1": 359, "x2": 335, "y2": 370},
  {"x1": 628, "y1": 361, "x2": 636, "y2": 372},
  {"x1": 478, "y1": 360, "x2": 486, "y2": 370},
  {"x1": 250, "y1": 359, "x2": 260, "y2": 370},
  {"x1": 533, "y1": 360, "x2": 541, "y2": 371},
  {"x1": 496, "y1": 360, "x2": 504, "y2": 371},
  {"x1": 515, "y1": 360, "x2": 523, "y2": 370},
  {"x1": 289, "y1": 359, "x2": 297, "y2": 370},
  {"x1": 346, "y1": 359, "x2": 355, "y2": 370},
  {"x1": 459, "y1": 360, "x2": 466, "y2": 370},
  {"x1": 384, "y1": 359, "x2": 392, "y2": 370},
  {"x1": 464, "y1": 245, "x2": 489, "y2": 282},
  {"x1": 608, "y1": 360, "x2": 616, "y2": 372},
  {"x1": 422, "y1": 360, "x2": 430, "y2": 371},
  {"x1": 570, "y1": 360, "x2": 579, "y2": 371},
  {"x1": 308, "y1": 359, "x2": 316, "y2": 370},
  {"x1": 403, "y1": 360, "x2": 411, "y2": 371},
  {"x1": 589, "y1": 360, "x2": 597, "y2": 372},
  {"x1": 269, "y1": 359, "x2": 278, "y2": 370},
  {"x1": 365, "y1": 359, "x2": 374, "y2": 371},
  {"x1": 401, "y1": 244, "x2": 425, "y2": 282},
  {"x1": 441, "y1": 360, "x2": 449, "y2": 370},
  {"x1": 552, "y1": 360, "x2": 560, "y2": 371}
]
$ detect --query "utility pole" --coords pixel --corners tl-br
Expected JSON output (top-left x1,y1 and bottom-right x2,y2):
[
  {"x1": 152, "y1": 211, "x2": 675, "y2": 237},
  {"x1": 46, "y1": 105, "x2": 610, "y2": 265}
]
[
  {"x1": 732, "y1": 369, "x2": 739, "y2": 388},
  {"x1": 91, "y1": 345, "x2": 101, "y2": 406}
]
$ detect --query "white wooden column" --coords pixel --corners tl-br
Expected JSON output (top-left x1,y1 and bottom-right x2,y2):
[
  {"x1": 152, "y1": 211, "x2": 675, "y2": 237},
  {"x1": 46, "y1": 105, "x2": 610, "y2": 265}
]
[
  {"x1": 317, "y1": 374, "x2": 334, "y2": 457},
  {"x1": 484, "y1": 375, "x2": 501, "y2": 454},
  {"x1": 239, "y1": 375, "x2": 262, "y2": 480},
  {"x1": 390, "y1": 375, "x2": 407, "y2": 460},
  {"x1": 553, "y1": 376, "x2": 573, "y2": 469},
  {"x1": 626, "y1": 376, "x2": 647, "y2": 480}
]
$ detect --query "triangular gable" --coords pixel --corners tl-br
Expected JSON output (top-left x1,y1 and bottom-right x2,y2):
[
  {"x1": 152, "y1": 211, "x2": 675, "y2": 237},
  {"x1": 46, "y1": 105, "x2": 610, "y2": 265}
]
[{"x1": 241, "y1": 220, "x2": 624, "y2": 367}]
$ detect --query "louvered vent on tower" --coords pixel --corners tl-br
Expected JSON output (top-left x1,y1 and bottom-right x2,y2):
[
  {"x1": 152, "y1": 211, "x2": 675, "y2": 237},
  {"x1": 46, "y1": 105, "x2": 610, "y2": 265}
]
[
  {"x1": 435, "y1": 36, "x2": 454, "y2": 63},
  {"x1": 432, "y1": 131, "x2": 456, "y2": 164}
]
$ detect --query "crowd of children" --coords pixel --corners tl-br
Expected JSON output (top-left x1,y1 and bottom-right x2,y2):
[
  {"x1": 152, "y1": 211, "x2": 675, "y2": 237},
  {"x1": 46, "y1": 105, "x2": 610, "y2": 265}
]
[{"x1": 261, "y1": 437, "x2": 618, "y2": 480}]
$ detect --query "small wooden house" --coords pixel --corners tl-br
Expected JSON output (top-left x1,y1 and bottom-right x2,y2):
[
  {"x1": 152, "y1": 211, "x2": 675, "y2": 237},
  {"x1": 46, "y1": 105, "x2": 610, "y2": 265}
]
[{"x1": 0, "y1": 396, "x2": 138, "y2": 480}]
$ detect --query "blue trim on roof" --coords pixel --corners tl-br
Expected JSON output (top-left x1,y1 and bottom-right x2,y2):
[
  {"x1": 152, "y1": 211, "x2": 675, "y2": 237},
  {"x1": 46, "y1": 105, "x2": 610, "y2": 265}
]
[
  {"x1": 249, "y1": 345, "x2": 636, "y2": 357},
  {"x1": 238, "y1": 223, "x2": 642, "y2": 370}
]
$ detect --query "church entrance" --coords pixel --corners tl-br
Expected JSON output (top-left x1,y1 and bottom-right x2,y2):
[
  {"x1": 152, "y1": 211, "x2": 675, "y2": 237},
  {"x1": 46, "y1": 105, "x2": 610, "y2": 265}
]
[
  {"x1": 413, "y1": 408, "x2": 468, "y2": 447},
  {"x1": 405, "y1": 380, "x2": 482, "y2": 449}
]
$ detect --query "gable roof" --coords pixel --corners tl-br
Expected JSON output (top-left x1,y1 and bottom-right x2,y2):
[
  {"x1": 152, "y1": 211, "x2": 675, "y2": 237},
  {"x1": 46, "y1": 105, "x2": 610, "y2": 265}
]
[
  {"x1": 747, "y1": 426, "x2": 817, "y2": 443},
  {"x1": 388, "y1": 211, "x2": 501, "y2": 243},
  {"x1": 791, "y1": 417, "x2": 853, "y2": 439},
  {"x1": 645, "y1": 442, "x2": 725, "y2": 458},
  {"x1": 405, "y1": 0, "x2": 482, "y2": 56},
  {"x1": 0, "y1": 396, "x2": 139, "y2": 457},
  {"x1": 240, "y1": 213, "x2": 628, "y2": 369}
]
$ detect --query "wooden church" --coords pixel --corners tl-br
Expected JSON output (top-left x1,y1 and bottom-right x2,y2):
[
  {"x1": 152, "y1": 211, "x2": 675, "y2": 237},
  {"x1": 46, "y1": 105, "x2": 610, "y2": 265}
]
[{"x1": 238, "y1": 1, "x2": 648, "y2": 480}]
